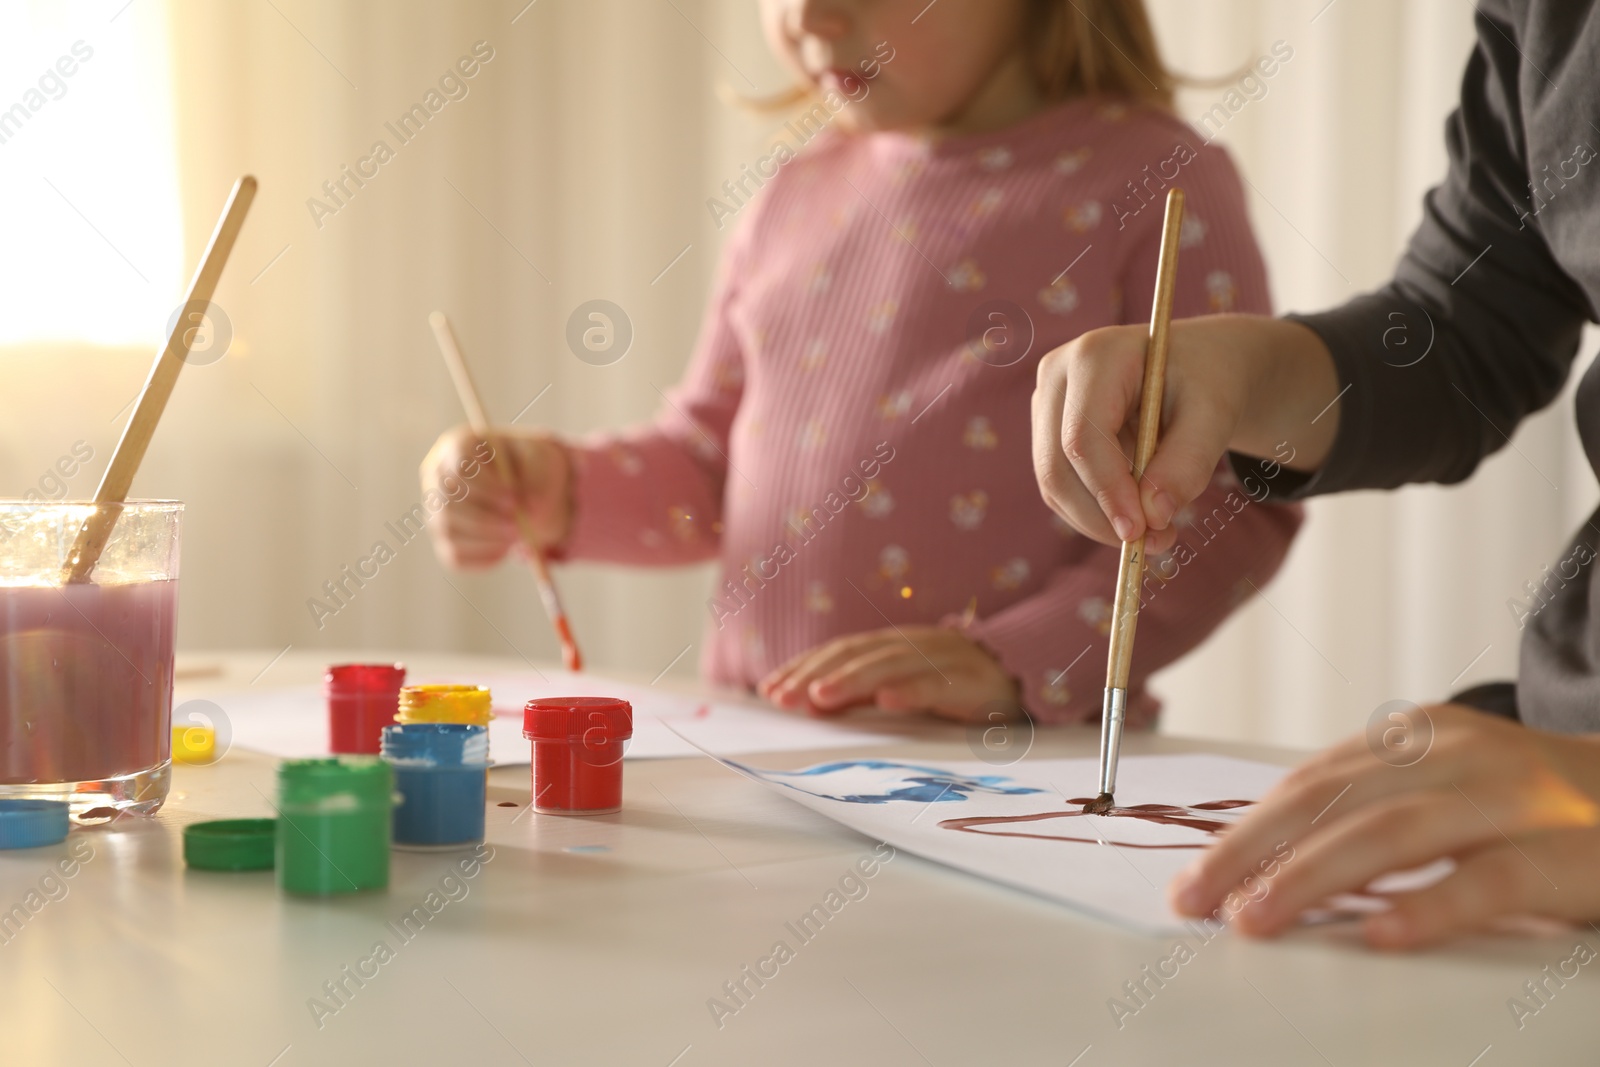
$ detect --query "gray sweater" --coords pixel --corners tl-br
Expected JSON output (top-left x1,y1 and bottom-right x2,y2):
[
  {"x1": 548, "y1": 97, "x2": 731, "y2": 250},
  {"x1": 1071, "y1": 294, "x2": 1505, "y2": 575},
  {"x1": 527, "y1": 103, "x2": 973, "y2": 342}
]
[{"x1": 1267, "y1": 1, "x2": 1599, "y2": 730}]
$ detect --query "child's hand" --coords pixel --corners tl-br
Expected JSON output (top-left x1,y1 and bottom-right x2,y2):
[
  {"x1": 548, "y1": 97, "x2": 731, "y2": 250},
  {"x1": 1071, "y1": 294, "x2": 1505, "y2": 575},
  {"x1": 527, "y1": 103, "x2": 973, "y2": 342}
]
[
  {"x1": 418, "y1": 426, "x2": 572, "y2": 570},
  {"x1": 758, "y1": 626, "x2": 1020, "y2": 724},
  {"x1": 1169, "y1": 703, "x2": 1600, "y2": 949}
]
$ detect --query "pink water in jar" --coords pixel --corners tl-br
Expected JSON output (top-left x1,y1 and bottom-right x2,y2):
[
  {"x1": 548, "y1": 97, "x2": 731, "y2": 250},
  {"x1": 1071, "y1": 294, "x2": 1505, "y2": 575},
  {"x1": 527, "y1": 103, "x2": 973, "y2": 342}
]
[{"x1": 0, "y1": 502, "x2": 182, "y2": 821}]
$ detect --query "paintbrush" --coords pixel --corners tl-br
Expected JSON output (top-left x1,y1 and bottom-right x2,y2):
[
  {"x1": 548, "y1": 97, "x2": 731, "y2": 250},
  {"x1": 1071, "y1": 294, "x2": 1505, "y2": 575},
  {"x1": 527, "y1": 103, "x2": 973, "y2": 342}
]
[
  {"x1": 428, "y1": 310, "x2": 583, "y2": 672},
  {"x1": 1085, "y1": 187, "x2": 1185, "y2": 815},
  {"x1": 62, "y1": 176, "x2": 256, "y2": 583}
]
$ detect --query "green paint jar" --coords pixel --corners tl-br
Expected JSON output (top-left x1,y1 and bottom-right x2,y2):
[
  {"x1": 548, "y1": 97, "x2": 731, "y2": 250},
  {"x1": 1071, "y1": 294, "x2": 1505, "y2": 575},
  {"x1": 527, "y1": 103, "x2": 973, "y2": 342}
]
[{"x1": 276, "y1": 757, "x2": 392, "y2": 895}]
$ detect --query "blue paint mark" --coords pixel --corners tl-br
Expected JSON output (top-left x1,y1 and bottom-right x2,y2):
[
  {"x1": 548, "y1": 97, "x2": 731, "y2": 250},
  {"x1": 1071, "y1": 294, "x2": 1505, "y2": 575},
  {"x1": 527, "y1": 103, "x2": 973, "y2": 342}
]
[{"x1": 730, "y1": 758, "x2": 1042, "y2": 805}]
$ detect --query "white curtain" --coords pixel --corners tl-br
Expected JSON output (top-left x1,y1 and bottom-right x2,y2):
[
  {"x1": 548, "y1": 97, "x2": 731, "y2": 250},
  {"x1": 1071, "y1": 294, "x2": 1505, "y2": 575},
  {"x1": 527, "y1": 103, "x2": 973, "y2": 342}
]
[
  {"x1": 149, "y1": 0, "x2": 774, "y2": 683},
  {"x1": 3, "y1": 0, "x2": 1590, "y2": 748}
]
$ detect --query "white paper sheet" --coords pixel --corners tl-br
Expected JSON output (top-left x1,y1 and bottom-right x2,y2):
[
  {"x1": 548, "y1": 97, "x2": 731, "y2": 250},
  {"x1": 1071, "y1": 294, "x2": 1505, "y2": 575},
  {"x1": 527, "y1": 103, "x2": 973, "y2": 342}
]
[
  {"x1": 724, "y1": 753, "x2": 1290, "y2": 933},
  {"x1": 185, "y1": 670, "x2": 900, "y2": 764}
]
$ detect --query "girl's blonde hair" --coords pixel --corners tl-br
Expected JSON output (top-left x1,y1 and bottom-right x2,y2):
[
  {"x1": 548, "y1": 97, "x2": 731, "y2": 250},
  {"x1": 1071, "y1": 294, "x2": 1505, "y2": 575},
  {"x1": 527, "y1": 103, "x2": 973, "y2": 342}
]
[{"x1": 1028, "y1": 0, "x2": 1174, "y2": 109}]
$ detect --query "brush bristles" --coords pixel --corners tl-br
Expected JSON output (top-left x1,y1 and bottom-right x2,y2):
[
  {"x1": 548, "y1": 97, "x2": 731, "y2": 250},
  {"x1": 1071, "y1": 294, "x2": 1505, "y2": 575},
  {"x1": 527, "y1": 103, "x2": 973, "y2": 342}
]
[{"x1": 1082, "y1": 793, "x2": 1114, "y2": 814}]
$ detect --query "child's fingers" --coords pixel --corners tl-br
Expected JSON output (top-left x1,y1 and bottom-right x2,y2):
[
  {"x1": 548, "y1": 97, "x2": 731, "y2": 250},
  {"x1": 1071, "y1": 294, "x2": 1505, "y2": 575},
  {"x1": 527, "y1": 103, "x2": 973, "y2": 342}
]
[
  {"x1": 1176, "y1": 708, "x2": 1600, "y2": 922},
  {"x1": 456, "y1": 493, "x2": 516, "y2": 520},
  {"x1": 758, "y1": 645, "x2": 828, "y2": 700},
  {"x1": 1032, "y1": 326, "x2": 1148, "y2": 545},
  {"x1": 498, "y1": 436, "x2": 550, "y2": 506},
  {"x1": 1136, "y1": 384, "x2": 1241, "y2": 534},
  {"x1": 782, "y1": 638, "x2": 901, "y2": 708},
  {"x1": 1362, "y1": 846, "x2": 1524, "y2": 950},
  {"x1": 875, "y1": 673, "x2": 970, "y2": 716},
  {"x1": 1363, "y1": 829, "x2": 1600, "y2": 949},
  {"x1": 419, "y1": 426, "x2": 572, "y2": 570},
  {"x1": 761, "y1": 632, "x2": 896, "y2": 707},
  {"x1": 426, "y1": 430, "x2": 517, "y2": 514},
  {"x1": 425, "y1": 495, "x2": 519, "y2": 570},
  {"x1": 809, "y1": 645, "x2": 927, "y2": 708},
  {"x1": 1170, "y1": 756, "x2": 1379, "y2": 919},
  {"x1": 880, "y1": 663, "x2": 1022, "y2": 721},
  {"x1": 428, "y1": 533, "x2": 515, "y2": 570},
  {"x1": 1226, "y1": 789, "x2": 1501, "y2": 938},
  {"x1": 432, "y1": 506, "x2": 517, "y2": 548}
]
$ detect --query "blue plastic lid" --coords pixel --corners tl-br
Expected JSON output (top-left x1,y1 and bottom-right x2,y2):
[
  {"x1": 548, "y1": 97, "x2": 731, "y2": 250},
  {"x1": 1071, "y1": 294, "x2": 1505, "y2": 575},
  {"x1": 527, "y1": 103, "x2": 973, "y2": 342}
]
[
  {"x1": 381, "y1": 722, "x2": 488, "y2": 767},
  {"x1": 0, "y1": 800, "x2": 71, "y2": 849}
]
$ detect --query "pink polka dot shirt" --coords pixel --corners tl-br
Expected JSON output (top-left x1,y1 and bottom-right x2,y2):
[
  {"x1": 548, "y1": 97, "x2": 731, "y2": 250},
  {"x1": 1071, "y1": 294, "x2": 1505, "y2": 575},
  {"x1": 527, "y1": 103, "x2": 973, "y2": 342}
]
[{"x1": 561, "y1": 98, "x2": 1303, "y2": 725}]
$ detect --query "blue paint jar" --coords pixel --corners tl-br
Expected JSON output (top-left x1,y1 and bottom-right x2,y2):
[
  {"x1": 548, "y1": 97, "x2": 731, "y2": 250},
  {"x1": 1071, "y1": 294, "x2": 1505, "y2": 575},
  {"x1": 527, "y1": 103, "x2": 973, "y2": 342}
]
[{"x1": 381, "y1": 723, "x2": 488, "y2": 849}]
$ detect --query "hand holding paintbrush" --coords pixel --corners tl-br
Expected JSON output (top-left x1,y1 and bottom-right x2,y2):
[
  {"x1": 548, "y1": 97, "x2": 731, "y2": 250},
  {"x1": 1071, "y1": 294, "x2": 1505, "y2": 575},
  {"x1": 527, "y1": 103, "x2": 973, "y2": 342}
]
[
  {"x1": 1084, "y1": 187, "x2": 1185, "y2": 815},
  {"x1": 427, "y1": 312, "x2": 584, "y2": 672}
]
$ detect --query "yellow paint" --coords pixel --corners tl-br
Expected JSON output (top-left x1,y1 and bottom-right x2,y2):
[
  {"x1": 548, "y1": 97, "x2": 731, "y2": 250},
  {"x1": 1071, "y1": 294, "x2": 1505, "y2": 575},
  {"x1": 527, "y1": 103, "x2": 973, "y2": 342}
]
[{"x1": 172, "y1": 725, "x2": 216, "y2": 764}]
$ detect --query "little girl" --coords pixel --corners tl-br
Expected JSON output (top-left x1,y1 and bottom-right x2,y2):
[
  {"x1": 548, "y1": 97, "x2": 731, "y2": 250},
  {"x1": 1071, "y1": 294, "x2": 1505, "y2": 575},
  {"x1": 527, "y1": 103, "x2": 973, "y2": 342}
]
[{"x1": 421, "y1": 0, "x2": 1302, "y2": 726}]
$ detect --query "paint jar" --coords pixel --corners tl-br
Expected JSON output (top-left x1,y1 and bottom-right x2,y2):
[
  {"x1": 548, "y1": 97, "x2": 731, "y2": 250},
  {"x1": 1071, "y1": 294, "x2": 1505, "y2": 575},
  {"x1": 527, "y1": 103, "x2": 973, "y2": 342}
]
[
  {"x1": 381, "y1": 723, "x2": 488, "y2": 849},
  {"x1": 326, "y1": 663, "x2": 406, "y2": 755},
  {"x1": 277, "y1": 757, "x2": 392, "y2": 895},
  {"x1": 171, "y1": 724, "x2": 216, "y2": 765},
  {"x1": 522, "y1": 697, "x2": 632, "y2": 815},
  {"x1": 398, "y1": 684, "x2": 493, "y2": 758},
  {"x1": 0, "y1": 501, "x2": 181, "y2": 822}
]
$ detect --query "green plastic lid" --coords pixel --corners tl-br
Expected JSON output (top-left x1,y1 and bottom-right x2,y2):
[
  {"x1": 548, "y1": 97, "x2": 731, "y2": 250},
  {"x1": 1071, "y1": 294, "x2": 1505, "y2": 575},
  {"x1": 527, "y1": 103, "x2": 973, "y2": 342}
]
[{"x1": 184, "y1": 819, "x2": 276, "y2": 871}]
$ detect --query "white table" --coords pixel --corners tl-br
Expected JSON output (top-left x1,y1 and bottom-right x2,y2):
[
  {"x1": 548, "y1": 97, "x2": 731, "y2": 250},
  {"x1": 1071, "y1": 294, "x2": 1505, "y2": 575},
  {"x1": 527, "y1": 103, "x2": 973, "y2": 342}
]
[{"x1": 0, "y1": 651, "x2": 1593, "y2": 1066}]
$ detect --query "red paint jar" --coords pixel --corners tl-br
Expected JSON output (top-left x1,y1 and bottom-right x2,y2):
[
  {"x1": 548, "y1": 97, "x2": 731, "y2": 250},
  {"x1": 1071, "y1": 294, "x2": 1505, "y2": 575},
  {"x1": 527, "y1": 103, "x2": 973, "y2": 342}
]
[
  {"x1": 522, "y1": 697, "x2": 632, "y2": 815},
  {"x1": 326, "y1": 664, "x2": 406, "y2": 755}
]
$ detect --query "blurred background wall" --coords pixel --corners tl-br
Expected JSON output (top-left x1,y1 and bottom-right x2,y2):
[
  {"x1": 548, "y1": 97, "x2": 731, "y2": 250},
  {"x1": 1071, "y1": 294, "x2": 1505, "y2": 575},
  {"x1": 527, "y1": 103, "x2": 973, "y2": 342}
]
[{"x1": 1, "y1": 0, "x2": 1592, "y2": 749}]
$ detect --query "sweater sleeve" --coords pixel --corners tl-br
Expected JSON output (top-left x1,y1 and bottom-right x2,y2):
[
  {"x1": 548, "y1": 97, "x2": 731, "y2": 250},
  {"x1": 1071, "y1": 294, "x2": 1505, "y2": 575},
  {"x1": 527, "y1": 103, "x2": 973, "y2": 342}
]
[
  {"x1": 959, "y1": 469, "x2": 1303, "y2": 725},
  {"x1": 1260, "y1": 2, "x2": 1592, "y2": 497},
  {"x1": 559, "y1": 214, "x2": 756, "y2": 565},
  {"x1": 958, "y1": 139, "x2": 1303, "y2": 725}
]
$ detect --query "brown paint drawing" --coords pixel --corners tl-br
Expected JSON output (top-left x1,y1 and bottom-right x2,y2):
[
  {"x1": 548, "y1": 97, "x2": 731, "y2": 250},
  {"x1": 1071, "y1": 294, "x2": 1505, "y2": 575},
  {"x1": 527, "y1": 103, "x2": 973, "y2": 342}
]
[{"x1": 937, "y1": 798, "x2": 1255, "y2": 849}]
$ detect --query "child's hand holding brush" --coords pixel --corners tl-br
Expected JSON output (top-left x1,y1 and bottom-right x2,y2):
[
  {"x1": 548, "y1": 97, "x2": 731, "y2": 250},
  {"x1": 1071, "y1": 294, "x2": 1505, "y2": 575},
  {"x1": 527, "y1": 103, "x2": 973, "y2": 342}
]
[{"x1": 420, "y1": 427, "x2": 572, "y2": 571}]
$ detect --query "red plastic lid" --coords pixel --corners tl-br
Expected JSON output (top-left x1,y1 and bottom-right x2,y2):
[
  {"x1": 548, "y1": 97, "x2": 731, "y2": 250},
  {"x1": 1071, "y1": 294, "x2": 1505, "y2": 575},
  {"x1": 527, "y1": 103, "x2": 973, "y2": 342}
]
[
  {"x1": 325, "y1": 663, "x2": 406, "y2": 692},
  {"x1": 523, "y1": 697, "x2": 633, "y2": 742}
]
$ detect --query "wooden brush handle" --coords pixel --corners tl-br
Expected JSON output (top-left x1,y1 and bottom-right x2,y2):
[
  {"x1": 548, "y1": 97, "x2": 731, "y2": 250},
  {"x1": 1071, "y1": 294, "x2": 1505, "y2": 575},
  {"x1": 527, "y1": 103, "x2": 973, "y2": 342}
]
[
  {"x1": 429, "y1": 310, "x2": 578, "y2": 668},
  {"x1": 1105, "y1": 187, "x2": 1185, "y2": 689},
  {"x1": 63, "y1": 176, "x2": 257, "y2": 584},
  {"x1": 430, "y1": 312, "x2": 545, "y2": 546}
]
